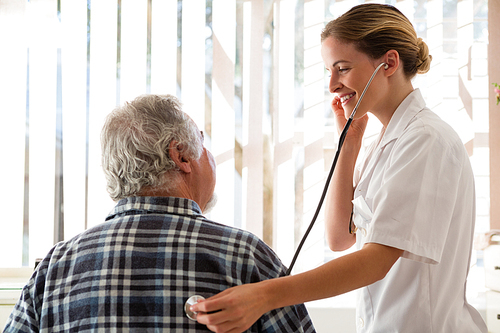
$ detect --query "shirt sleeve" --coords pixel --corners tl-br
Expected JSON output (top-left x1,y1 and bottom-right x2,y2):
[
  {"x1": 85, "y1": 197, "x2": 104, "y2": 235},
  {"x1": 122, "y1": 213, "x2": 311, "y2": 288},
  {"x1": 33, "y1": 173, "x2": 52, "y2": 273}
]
[
  {"x1": 4, "y1": 259, "x2": 49, "y2": 333},
  {"x1": 259, "y1": 304, "x2": 316, "y2": 333},
  {"x1": 248, "y1": 238, "x2": 316, "y2": 333},
  {"x1": 365, "y1": 124, "x2": 464, "y2": 264}
]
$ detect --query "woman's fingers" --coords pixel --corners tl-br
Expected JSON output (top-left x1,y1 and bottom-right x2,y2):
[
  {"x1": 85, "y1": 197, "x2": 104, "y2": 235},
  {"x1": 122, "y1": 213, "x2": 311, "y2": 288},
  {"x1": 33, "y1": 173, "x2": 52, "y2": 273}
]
[
  {"x1": 190, "y1": 284, "x2": 268, "y2": 333},
  {"x1": 189, "y1": 290, "x2": 230, "y2": 315},
  {"x1": 330, "y1": 96, "x2": 369, "y2": 140},
  {"x1": 194, "y1": 304, "x2": 253, "y2": 333}
]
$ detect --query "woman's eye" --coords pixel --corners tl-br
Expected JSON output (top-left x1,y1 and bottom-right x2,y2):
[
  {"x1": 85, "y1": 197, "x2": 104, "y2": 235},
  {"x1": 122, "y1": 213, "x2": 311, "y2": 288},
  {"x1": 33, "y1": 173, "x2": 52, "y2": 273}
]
[{"x1": 325, "y1": 67, "x2": 350, "y2": 77}]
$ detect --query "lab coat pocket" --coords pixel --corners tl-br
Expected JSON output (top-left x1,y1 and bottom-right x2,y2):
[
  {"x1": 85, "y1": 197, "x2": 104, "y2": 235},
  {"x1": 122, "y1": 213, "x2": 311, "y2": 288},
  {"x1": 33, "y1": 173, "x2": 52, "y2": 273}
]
[{"x1": 352, "y1": 196, "x2": 373, "y2": 238}]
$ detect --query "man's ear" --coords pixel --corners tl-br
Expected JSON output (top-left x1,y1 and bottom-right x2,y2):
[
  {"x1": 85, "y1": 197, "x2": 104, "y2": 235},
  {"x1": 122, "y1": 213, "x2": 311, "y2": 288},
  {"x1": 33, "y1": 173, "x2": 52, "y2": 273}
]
[{"x1": 168, "y1": 140, "x2": 192, "y2": 173}]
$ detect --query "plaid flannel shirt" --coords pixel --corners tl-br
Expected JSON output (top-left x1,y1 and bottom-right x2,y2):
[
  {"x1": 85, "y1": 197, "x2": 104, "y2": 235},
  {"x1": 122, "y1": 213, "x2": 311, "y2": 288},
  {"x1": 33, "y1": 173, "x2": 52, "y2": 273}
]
[{"x1": 4, "y1": 196, "x2": 316, "y2": 333}]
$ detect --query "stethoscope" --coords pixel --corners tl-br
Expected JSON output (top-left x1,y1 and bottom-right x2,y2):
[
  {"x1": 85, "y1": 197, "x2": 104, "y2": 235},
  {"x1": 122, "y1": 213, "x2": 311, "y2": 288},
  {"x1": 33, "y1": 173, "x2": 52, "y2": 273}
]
[
  {"x1": 286, "y1": 61, "x2": 388, "y2": 275},
  {"x1": 185, "y1": 62, "x2": 388, "y2": 320}
]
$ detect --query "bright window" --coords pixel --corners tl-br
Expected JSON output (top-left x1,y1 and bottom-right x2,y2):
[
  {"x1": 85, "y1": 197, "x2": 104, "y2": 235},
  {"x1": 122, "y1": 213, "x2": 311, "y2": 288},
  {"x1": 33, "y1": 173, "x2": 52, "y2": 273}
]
[{"x1": 0, "y1": 0, "x2": 490, "y2": 272}]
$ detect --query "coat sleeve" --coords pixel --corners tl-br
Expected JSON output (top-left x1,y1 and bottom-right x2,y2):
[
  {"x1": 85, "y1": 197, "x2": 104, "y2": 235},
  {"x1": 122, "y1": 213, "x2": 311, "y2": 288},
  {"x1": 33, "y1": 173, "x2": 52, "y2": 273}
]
[{"x1": 366, "y1": 125, "x2": 465, "y2": 264}]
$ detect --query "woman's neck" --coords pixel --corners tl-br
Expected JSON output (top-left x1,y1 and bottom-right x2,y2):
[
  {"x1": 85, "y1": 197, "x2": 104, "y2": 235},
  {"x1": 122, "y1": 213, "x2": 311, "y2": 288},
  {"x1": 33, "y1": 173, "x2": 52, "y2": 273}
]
[{"x1": 373, "y1": 79, "x2": 414, "y2": 128}]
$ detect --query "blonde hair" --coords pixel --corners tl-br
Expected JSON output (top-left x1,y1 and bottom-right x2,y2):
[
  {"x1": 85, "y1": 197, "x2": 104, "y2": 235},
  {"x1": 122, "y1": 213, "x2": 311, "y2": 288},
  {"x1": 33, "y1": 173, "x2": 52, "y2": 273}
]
[{"x1": 321, "y1": 3, "x2": 432, "y2": 78}]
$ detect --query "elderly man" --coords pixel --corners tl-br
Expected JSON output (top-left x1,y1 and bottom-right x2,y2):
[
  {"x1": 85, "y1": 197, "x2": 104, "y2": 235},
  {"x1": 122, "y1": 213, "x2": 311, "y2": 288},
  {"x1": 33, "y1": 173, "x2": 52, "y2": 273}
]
[{"x1": 4, "y1": 94, "x2": 315, "y2": 333}]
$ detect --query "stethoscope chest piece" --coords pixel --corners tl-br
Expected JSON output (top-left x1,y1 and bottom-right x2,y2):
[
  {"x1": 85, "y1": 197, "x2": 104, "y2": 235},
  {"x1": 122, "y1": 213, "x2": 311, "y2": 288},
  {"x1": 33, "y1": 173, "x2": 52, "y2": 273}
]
[{"x1": 185, "y1": 295, "x2": 206, "y2": 321}]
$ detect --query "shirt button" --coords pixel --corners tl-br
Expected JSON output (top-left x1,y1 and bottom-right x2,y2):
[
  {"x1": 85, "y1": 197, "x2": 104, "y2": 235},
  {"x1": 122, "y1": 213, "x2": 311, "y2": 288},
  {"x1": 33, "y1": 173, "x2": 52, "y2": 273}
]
[{"x1": 357, "y1": 317, "x2": 365, "y2": 328}]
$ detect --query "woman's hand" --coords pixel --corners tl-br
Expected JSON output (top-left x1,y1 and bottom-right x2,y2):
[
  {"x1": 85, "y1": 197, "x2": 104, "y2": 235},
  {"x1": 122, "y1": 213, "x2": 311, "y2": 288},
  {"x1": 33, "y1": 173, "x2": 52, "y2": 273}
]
[
  {"x1": 331, "y1": 96, "x2": 369, "y2": 144},
  {"x1": 191, "y1": 283, "x2": 271, "y2": 333}
]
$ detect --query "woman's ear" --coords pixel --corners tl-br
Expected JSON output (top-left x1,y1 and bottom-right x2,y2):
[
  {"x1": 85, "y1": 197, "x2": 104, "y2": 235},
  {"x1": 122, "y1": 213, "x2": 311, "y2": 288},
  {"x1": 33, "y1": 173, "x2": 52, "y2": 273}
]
[
  {"x1": 169, "y1": 141, "x2": 192, "y2": 173},
  {"x1": 383, "y1": 49, "x2": 400, "y2": 76}
]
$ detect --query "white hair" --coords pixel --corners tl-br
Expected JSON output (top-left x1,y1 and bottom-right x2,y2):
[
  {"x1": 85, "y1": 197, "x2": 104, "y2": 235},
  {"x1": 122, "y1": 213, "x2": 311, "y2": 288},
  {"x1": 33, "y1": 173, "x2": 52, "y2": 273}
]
[{"x1": 101, "y1": 94, "x2": 203, "y2": 201}]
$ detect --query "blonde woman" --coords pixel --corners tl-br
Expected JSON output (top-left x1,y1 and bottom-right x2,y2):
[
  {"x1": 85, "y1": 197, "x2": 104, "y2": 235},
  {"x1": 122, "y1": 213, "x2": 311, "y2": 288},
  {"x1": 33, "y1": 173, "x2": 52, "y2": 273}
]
[{"x1": 192, "y1": 4, "x2": 488, "y2": 333}]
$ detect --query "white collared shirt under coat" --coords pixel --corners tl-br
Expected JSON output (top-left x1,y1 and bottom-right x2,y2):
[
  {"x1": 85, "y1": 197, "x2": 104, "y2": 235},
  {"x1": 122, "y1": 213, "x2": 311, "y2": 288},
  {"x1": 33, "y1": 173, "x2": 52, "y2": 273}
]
[{"x1": 351, "y1": 89, "x2": 487, "y2": 333}]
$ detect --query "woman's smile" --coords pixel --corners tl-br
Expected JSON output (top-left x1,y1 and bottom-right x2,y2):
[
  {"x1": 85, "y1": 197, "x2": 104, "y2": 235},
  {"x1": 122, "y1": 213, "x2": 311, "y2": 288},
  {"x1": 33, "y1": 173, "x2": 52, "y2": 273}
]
[{"x1": 340, "y1": 92, "x2": 356, "y2": 105}]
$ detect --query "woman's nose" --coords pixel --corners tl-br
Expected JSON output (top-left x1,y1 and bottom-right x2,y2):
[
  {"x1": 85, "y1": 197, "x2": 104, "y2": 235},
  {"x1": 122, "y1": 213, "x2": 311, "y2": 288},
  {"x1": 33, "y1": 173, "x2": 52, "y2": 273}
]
[{"x1": 328, "y1": 74, "x2": 342, "y2": 93}]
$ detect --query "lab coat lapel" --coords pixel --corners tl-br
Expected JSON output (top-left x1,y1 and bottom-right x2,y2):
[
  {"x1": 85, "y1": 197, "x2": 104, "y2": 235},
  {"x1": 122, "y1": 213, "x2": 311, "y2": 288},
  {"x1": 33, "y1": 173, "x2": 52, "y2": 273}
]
[
  {"x1": 355, "y1": 89, "x2": 427, "y2": 195},
  {"x1": 356, "y1": 139, "x2": 384, "y2": 195}
]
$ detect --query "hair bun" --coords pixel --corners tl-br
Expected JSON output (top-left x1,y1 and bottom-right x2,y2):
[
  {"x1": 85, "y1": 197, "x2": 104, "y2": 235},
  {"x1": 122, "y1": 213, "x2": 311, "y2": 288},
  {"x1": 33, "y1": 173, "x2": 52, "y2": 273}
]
[{"x1": 416, "y1": 38, "x2": 432, "y2": 74}]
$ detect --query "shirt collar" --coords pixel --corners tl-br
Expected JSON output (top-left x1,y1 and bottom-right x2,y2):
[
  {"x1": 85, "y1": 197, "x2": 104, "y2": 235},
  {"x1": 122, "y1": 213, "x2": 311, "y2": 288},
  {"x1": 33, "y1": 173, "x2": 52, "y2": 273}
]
[
  {"x1": 379, "y1": 89, "x2": 427, "y2": 148},
  {"x1": 106, "y1": 196, "x2": 203, "y2": 220}
]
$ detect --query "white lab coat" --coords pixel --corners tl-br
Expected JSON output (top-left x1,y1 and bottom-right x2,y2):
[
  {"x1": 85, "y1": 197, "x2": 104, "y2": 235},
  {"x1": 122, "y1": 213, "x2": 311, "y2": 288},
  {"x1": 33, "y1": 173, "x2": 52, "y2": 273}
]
[{"x1": 351, "y1": 89, "x2": 487, "y2": 333}]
